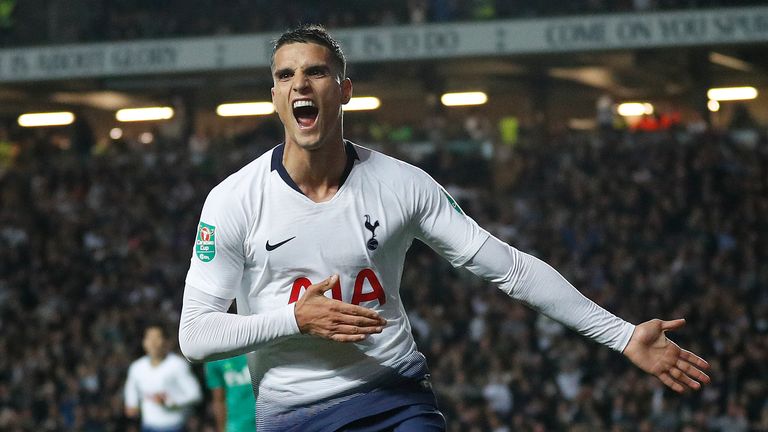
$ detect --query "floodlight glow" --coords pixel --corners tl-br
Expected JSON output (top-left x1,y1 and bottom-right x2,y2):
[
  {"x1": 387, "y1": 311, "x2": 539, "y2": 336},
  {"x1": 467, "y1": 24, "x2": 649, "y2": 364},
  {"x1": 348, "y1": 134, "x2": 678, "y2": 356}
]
[
  {"x1": 343, "y1": 97, "x2": 381, "y2": 111},
  {"x1": 568, "y1": 118, "x2": 596, "y2": 130},
  {"x1": 109, "y1": 128, "x2": 123, "y2": 139},
  {"x1": 18, "y1": 112, "x2": 75, "y2": 127},
  {"x1": 617, "y1": 102, "x2": 653, "y2": 117},
  {"x1": 441, "y1": 92, "x2": 488, "y2": 107},
  {"x1": 216, "y1": 102, "x2": 274, "y2": 117},
  {"x1": 116, "y1": 107, "x2": 174, "y2": 122},
  {"x1": 709, "y1": 53, "x2": 753, "y2": 72},
  {"x1": 139, "y1": 132, "x2": 154, "y2": 144},
  {"x1": 707, "y1": 86, "x2": 757, "y2": 101},
  {"x1": 707, "y1": 100, "x2": 720, "y2": 112}
]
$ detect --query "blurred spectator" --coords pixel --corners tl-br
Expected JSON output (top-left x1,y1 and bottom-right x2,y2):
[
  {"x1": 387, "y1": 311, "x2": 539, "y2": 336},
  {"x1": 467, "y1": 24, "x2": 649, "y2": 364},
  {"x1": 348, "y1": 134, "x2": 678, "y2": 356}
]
[{"x1": 124, "y1": 323, "x2": 202, "y2": 431}]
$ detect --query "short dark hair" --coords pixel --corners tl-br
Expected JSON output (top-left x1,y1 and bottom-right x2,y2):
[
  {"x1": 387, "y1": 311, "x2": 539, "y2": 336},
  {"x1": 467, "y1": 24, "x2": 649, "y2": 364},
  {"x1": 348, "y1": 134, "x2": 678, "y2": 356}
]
[
  {"x1": 271, "y1": 24, "x2": 347, "y2": 79},
  {"x1": 144, "y1": 321, "x2": 169, "y2": 339}
]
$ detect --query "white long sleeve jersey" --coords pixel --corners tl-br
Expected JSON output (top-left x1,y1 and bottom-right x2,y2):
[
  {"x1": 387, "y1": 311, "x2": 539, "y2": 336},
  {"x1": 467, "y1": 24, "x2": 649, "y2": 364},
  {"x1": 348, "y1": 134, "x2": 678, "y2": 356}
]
[
  {"x1": 181, "y1": 142, "x2": 635, "y2": 429},
  {"x1": 123, "y1": 353, "x2": 202, "y2": 428}
]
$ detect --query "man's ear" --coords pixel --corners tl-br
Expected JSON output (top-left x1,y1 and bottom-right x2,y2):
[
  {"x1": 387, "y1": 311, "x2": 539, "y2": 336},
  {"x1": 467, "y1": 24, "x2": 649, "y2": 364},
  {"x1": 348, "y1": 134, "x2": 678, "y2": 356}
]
[{"x1": 341, "y1": 78, "x2": 352, "y2": 104}]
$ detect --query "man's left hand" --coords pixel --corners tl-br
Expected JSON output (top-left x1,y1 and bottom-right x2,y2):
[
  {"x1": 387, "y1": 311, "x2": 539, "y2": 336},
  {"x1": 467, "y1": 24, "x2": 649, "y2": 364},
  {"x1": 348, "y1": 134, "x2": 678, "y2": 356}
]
[{"x1": 622, "y1": 318, "x2": 711, "y2": 393}]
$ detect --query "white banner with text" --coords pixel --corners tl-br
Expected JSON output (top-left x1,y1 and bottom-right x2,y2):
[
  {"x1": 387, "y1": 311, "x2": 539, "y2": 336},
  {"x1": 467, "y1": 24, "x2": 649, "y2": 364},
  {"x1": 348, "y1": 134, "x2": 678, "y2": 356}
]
[{"x1": 0, "y1": 6, "x2": 765, "y2": 82}]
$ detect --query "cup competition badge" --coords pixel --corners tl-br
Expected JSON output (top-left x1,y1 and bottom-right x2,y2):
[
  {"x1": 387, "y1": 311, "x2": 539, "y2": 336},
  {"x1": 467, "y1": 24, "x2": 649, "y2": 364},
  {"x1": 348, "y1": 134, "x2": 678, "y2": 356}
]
[{"x1": 196, "y1": 222, "x2": 216, "y2": 262}]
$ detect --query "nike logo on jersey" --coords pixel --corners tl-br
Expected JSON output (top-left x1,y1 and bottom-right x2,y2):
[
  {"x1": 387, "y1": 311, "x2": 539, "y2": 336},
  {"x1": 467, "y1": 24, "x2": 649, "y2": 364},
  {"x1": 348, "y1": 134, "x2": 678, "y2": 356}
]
[{"x1": 265, "y1": 236, "x2": 296, "y2": 251}]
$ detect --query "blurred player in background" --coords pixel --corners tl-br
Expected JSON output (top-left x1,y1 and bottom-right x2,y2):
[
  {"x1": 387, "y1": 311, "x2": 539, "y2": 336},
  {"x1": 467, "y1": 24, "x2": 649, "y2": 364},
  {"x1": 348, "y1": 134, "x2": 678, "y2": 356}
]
[
  {"x1": 205, "y1": 354, "x2": 256, "y2": 432},
  {"x1": 125, "y1": 323, "x2": 202, "y2": 432},
  {"x1": 179, "y1": 24, "x2": 710, "y2": 431}
]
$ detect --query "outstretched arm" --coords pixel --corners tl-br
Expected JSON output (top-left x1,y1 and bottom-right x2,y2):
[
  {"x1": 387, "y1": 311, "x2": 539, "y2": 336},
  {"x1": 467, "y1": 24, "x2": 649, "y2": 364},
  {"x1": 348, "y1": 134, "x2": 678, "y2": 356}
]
[
  {"x1": 464, "y1": 235, "x2": 710, "y2": 392},
  {"x1": 464, "y1": 235, "x2": 635, "y2": 351},
  {"x1": 622, "y1": 318, "x2": 710, "y2": 393}
]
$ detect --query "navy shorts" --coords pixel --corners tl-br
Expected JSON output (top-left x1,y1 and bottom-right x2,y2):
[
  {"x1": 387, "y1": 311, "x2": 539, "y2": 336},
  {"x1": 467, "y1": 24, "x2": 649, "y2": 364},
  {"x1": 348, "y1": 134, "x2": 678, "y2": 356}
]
[
  {"x1": 141, "y1": 425, "x2": 185, "y2": 432},
  {"x1": 339, "y1": 403, "x2": 446, "y2": 432},
  {"x1": 268, "y1": 367, "x2": 443, "y2": 432}
]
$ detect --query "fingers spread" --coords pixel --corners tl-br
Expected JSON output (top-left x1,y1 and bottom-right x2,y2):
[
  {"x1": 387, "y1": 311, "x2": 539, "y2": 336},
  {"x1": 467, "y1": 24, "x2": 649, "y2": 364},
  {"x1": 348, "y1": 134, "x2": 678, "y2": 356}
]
[
  {"x1": 326, "y1": 322, "x2": 384, "y2": 343},
  {"x1": 668, "y1": 367, "x2": 701, "y2": 390},
  {"x1": 331, "y1": 324, "x2": 383, "y2": 336},
  {"x1": 658, "y1": 372, "x2": 685, "y2": 393},
  {"x1": 337, "y1": 303, "x2": 387, "y2": 325},
  {"x1": 329, "y1": 312, "x2": 385, "y2": 332},
  {"x1": 309, "y1": 309, "x2": 385, "y2": 342},
  {"x1": 676, "y1": 359, "x2": 711, "y2": 385},
  {"x1": 330, "y1": 333, "x2": 367, "y2": 343},
  {"x1": 350, "y1": 316, "x2": 386, "y2": 328},
  {"x1": 660, "y1": 318, "x2": 686, "y2": 332},
  {"x1": 312, "y1": 275, "x2": 339, "y2": 293},
  {"x1": 679, "y1": 349, "x2": 711, "y2": 370}
]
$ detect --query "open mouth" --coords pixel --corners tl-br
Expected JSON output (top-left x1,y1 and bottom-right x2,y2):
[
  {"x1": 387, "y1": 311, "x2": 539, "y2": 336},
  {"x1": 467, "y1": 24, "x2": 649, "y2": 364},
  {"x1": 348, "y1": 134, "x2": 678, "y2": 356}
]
[{"x1": 293, "y1": 100, "x2": 319, "y2": 129}]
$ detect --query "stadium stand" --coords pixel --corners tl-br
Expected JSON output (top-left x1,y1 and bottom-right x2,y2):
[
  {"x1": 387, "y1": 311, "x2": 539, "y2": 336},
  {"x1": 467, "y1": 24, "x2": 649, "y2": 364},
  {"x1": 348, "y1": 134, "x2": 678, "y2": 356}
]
[{"x1": 0, "y1": 117, "x2": 765, "y2": 430}]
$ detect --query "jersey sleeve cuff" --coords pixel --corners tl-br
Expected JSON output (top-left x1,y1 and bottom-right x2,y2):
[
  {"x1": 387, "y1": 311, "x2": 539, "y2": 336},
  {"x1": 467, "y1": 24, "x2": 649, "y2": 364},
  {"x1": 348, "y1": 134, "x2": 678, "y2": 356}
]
[
  {"x1": 281, "y1": 303, "x2": 301, "y2": 336},
  {"x1": 615, "y1": 322, "x2": 637, "y2": 353}
]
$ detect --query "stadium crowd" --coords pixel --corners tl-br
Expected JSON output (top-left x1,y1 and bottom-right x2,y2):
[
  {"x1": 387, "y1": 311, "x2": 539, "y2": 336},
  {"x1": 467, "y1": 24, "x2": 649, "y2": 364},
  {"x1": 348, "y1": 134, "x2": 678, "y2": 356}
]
[
  {"x1": 0, "y1": 112, "x2": 766, "y2": 431},
  {"x1": 1, "y1": 0, "x2": 767, "y2": 46}
]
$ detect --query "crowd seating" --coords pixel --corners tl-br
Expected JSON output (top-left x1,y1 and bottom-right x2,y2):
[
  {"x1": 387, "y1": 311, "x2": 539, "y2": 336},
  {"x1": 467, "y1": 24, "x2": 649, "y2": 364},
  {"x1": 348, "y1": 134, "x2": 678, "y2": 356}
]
[{"x1": 0, "y1": 119, "x2": 765, "y2": 430}]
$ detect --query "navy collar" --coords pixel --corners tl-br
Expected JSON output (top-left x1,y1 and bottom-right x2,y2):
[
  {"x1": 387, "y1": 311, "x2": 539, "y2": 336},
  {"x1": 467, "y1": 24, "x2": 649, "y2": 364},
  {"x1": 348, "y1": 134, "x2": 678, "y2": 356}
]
[{"x1": 270, "y1": 140, "x2": 359, "y2": 195}]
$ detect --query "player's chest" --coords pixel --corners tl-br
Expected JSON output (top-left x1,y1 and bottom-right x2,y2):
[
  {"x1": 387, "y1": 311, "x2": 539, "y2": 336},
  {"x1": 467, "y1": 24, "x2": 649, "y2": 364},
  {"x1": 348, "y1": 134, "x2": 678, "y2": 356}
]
[
  {"x1": 245, "y1": 192, "x2": 407, "y2": 270},
  {"x1": 138, "y1": 365, "x2": 176, "y2": 392}
]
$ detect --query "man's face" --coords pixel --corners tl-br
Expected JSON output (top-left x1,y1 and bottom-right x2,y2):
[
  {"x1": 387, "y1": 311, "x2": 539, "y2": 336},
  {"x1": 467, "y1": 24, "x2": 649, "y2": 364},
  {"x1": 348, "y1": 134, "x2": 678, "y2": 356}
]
[
  {"x1": 271, "y1": 42, "x2": 352, "y2": 151},
  {"x1": 142, "y1": 327, "x2": 167, "y2": 358}
]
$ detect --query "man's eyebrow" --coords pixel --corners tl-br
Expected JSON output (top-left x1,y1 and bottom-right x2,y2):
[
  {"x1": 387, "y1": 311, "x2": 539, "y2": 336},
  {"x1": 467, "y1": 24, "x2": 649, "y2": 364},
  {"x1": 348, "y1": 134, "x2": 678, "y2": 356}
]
[
  {"x1": 273, "y1": 67, "x2": 293, "y2": 77},
  {"x1": 305, "y1": 64, "x2": 330, "y2": 72}
]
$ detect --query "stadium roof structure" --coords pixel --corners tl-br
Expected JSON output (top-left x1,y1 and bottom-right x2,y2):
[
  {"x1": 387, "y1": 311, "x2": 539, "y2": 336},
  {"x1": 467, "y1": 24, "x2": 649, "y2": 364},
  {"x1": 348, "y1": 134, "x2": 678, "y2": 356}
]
[{"x1": 1, "y1": 6, "x2": 766, "y2": 132}]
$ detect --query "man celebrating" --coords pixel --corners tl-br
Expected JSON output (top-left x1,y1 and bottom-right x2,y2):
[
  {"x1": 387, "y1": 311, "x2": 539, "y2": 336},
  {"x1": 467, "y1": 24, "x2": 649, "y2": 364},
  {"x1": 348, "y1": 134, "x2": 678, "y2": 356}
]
[
  {"x1": 179, "y1": 24, "x2": 709, "y2": 431},
  {"x1": 125, "y1": 323, "x2": 202, "y2": 432}
]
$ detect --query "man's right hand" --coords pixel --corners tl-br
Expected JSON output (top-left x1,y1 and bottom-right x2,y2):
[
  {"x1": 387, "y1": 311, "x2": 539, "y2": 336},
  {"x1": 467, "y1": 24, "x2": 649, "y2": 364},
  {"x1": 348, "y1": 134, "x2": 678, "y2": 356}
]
[{"x1": 294, "y1": 275, "x2": 387, "y2": 342}]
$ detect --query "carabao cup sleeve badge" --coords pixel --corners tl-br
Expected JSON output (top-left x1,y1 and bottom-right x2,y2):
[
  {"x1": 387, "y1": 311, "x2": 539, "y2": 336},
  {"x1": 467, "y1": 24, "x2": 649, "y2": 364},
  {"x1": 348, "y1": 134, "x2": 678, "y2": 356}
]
[{"x1": 195, "y1": 222, "x2": 216, "y2": 262}]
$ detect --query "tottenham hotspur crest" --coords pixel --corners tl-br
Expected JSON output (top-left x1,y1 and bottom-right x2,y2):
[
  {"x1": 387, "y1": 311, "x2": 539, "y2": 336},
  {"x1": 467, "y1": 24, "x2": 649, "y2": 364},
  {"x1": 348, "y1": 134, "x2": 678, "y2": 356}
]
[{"x1": 364, "y1": 215, "x2": 380, "y2": 251}]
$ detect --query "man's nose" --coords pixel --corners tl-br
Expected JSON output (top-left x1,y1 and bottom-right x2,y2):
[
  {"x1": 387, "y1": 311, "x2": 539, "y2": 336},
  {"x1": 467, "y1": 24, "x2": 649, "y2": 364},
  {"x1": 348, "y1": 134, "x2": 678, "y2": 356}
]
[{"x1": 292, "y1": 73, "x2": 310, "y2": 92}]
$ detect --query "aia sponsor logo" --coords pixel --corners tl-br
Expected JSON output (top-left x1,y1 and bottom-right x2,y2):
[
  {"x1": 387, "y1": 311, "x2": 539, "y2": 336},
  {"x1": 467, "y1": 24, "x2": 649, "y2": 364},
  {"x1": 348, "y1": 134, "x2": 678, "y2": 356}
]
[{"x1": 288, "y1": 269, "x2": 386, "y2": 306}]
